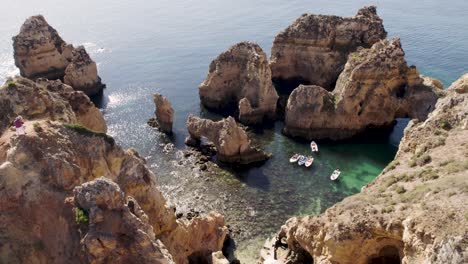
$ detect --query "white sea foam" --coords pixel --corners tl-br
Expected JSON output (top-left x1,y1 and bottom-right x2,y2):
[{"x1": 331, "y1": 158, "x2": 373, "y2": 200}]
[
  {"x1": 80, "y1": 42, "x2": 110, "y2": 55},
  {"x1": 0, "y1": 53, "x2": 19, "y2": 84}
]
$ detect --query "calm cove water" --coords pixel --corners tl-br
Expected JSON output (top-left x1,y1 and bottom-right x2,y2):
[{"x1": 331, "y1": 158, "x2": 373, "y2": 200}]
[{"x1": 1, "y1": 0, "x2": 467, "y2": 262}]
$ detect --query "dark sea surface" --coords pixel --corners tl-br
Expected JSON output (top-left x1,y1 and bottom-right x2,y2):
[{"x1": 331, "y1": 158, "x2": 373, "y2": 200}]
[{"x1": 1, "y1": 0, "x2": 467, "y2": 261}]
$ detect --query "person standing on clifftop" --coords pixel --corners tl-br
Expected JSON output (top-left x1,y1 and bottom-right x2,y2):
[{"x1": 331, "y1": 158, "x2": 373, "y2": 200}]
[{"x1": 14, "y1": 116, "x2": 26, "y2": 136}]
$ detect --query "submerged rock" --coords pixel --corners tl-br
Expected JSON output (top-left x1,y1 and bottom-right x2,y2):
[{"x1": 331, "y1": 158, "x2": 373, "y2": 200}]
[
  {"x1": 186, "y1": 115, "x2": 270, "y2": 164},
  {"x1": 270, "y1": 6, "x2": 387, "y2": 90},
  {"x1": 199, "y1": 42, "x2": 279, "y2": 125},
  {"x1": 270, "y1": 73, "x2": 468, "y2": 263},
  {"x1": 150, "y1": 93, "x2": 174, "y2": 134},
  {"x1": 13, "y1": 15, "x2": 104, "y2": 96},
  {"x1": 283, "y1": 38, "x2": 441, "y2": 140},
  {"x1": 0, "y1": 76, "x2": 106, "y2": 134}
]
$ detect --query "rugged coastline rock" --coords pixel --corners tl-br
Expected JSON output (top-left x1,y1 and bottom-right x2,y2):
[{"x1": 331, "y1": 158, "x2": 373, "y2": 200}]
[
  {"x1": 0, "y1": 118, "x2": 228, "y2": 264},
  {"x1": 199, "y1": 42, "x2": 279, "y2": 125},
  {"x1": 270, "y1": 6, "x2": 387, "y2": 90},
  {"x1": 0, "y1": 76, "x2": 106, "y2": 134},
  {"x1": 0, "y1": 76, "x2": 227, "y2": 263},
  {"x1": 73, "y1": 177, "x2": 175, "y2": 263},
  {"x1": 283, "y1": 38, "x2": 441, "y2": 140},
  {"x1": 266, "y1": 74, "x2": 468, "y2": 264},
  {"x1": 149, "y1": 93, "x2": 174, "y2": 134},
  {"x1": 186, "y1": 115, "x2": 270, "y2": 164},
  {"x1": 13, "y1": 15, "x2": 104, "y2": 96}
]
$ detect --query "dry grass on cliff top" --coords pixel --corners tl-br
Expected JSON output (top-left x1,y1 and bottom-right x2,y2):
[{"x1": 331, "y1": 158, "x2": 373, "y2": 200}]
[{"x1": 331, "y1": 91, "x2": 468, "y2": 239}]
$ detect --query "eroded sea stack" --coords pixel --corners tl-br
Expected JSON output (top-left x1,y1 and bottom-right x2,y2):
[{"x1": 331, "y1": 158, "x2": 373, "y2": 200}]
[
  {"x1": 13, "y1": 15, "x2": 104, "y2": 96},
  {"x1": 199, "y1": 42, "x2": 279, "y2": 125},
  {"x1": 270, "y1": 6, "x2": 387, "y2": 90},
  {"x1": 283, "y1": 38, "x2": 442, "y2": 140},
  {"x1": 0, "y1": 76, "x2": 227, "y2": 263},
  {"x1": 264, "y1": 74, "x2": 468, "y2": 264},
  {"x1": 151, "y1": 93, "x2": 174, "y2": 134},
  {"x1": 186, "y1": 115, "x2": 270, "y2": 164}
]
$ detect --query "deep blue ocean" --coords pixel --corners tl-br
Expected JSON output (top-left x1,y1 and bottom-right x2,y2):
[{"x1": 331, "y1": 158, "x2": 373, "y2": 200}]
[{"x1": 1, "y1": 0, "x2": 467, "y2": 261}]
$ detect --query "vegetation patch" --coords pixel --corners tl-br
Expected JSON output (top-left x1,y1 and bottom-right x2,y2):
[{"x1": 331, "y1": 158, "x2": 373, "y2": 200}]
[
  {"x1": 33, "y1": 239, "x2": 45, "y2": 251},
  {"x1": 33, "y1": 122, "x2": 43, "y2": 133},
  {"x1": 63, "y1": 123, "x2": 115, "y2": 146},
  {"x1": 385, "y1": 160, "x2": 399, "y2": 172},
  {"x1": 417, "y1": 154, "x2": 431, "y2": 166},
  {"x1": 417, "y1": 167, "x2": 439, "y2": 181},
  {"x1": 75, "y1": 208, "x2": 89, "y2": 224},
  {"x1": 381, "y1": 206, "x2": 394, "y2": 214},
  {"x1": 395, "y1": 185, "x2": 406, "y2": 194},
  {"x1": 384, "y1": 175, "x2": 399, "y2": 188},
  {"x1": 6, "y1": 81, "x2": 16, "y2": 88},
  {"x1": 438, "y1": 119, "x2": 452, "y2": 130},
  {"x1": 446, "y1": 160, "x2": 468, "y2": 174}
]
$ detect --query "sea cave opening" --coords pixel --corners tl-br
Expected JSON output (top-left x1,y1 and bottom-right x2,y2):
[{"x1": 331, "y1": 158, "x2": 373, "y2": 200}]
[{"x1": 367, "y1": 245, "x2": 401, "y2": 264}]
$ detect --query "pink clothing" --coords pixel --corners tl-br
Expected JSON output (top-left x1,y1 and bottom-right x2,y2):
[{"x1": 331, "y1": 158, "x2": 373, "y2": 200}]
[{"x1": 14, "y1": 119, "x2": 24, "y2": 128}]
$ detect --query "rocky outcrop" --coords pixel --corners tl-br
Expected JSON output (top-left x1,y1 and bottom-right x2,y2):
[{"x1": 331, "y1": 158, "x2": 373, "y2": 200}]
[
  {"x1": 0, "y1": 76, "x2": 106, "y2": 134},
  {"x1": 270, "y1": 6, "x2": 387, "y2": 90},
  {"x1": 13, "y1": 15, "x2": 104, "y2": 96},
  {"x1": 0, "y1": 74, "x2": 227, "y2": 263},
  {"x1": 199, "y1": 42, "x2": 279, "y2": 125},
  {"x1": 73, "y1": 177, "x2": 175, "y2": 263},
  {"x1": 267, "y1": 74, "x2": 468, "y2": 264},
  {"x1": 63, "y1": 46, "x2": 104, "y2": 96},
  {"x1": 283, "y1": 38, "x2": 442, "y2": 140},
  {"x1": 186, "y1": 115, "x2": 270, "y2": 164},
  {"x1": 150, "y1": 93, "x2": 174, "y2": 134},
  {"x1": 0, "y1": 119, "x2": 227, "y2": 264}
]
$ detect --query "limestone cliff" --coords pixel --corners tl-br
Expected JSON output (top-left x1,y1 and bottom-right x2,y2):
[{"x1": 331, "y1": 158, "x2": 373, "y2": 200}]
[
  {"x1": 186, "y1": 115, "x2": 270, "y2": 164},
  {"x1": 199, "y1": 42, "x2": 278, "y2": 125},
  {"x1": 283, "y1": 38, "x2": 442, "y2": 140},
  {"x1": 270, "y1": 6, "x2": 387, "y2": 90},
  {"x1": 0, "y1": 75, "x2": 227, "y2": 263},
  {"x1": 0, "y1": 76, "x2": 106, "y2": 134},
  {"x1": 0, "y1": 118, "x2": 227, "y2": 264},
  {"x1": 266, "y1": 74, "x2": 468, "y2": 264},
  {"x1": 13, "y1": 15, "x2": 104, "y2": 96},
  {"x1": 73, "y1": 177, "x2": 175, "y2": 263}
]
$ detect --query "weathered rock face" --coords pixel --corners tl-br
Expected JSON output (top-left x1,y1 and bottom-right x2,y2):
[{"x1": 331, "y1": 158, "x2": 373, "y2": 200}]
[
  {"x1": 73, "y1": 177, "x2": 175, "y2": 263},
  {"x1": 0, "y1": 76, "x2": 106, "y2": 134},
  {"x1": 63, "y1": 46, "x2": 104, "y2": 96},
  {"x1": 13, "y1": 15, "x2": 104, "y2": 96},
  {"x1": 284, "y1": 38, "x2": 441, "y2": 140},
  {"x1": 151, "y1": 93, "x2": 174, "y2": 134},
  {"x1": 267, "y1": 74, "x2": 468, "y2": 264},
  {"x1": 199, "y1": 42, "x2": 279, "y2": 125},
  {"x1": 0, "y1": 120, "x2": 227, "y2": 264},
  {"x1": 186, "y1": 115, "x2": 270, "y2": 164},
  {"x1": 270, "y1": 6, "x2": 387, "y2": 90}
]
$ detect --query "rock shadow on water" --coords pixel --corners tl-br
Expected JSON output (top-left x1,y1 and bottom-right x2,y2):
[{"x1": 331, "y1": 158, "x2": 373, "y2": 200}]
[{"x1": 217, "y1": 160, "x2": 272, "y2": 192}]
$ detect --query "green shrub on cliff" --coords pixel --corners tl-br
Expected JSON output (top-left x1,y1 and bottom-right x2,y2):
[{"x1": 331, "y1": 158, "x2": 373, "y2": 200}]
[
  {"x1": 75, "y1": 208, "x2": 89, "y2": 224},
  {"x1": 6, "y1": 81, "x2": 16, "y2": 88},
  {"x1": 63, "y1": 123, "x2": 115, "y2": 146}
]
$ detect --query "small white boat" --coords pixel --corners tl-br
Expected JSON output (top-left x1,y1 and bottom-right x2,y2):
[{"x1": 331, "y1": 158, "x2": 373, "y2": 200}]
[
  {"x1": 289, "y1": 154, "x2": 300, "y2": 163},
  {"x1": 305, "y1": 156, "x2": 314, "y2": 167},
  {"x1": 298, "y1": 155, "x2": 306, "y2": 166},
  {"x1": 331, "y1": 169, "x2": 341, "y2": 181},
  {"x1": 310, "y1": 141, "x2": 319, "y2": 152}
]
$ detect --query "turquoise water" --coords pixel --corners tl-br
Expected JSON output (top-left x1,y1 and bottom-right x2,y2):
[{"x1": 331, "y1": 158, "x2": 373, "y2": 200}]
[{"x1": 1, "y1": 0, "x2": 467, "y2": 262}]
